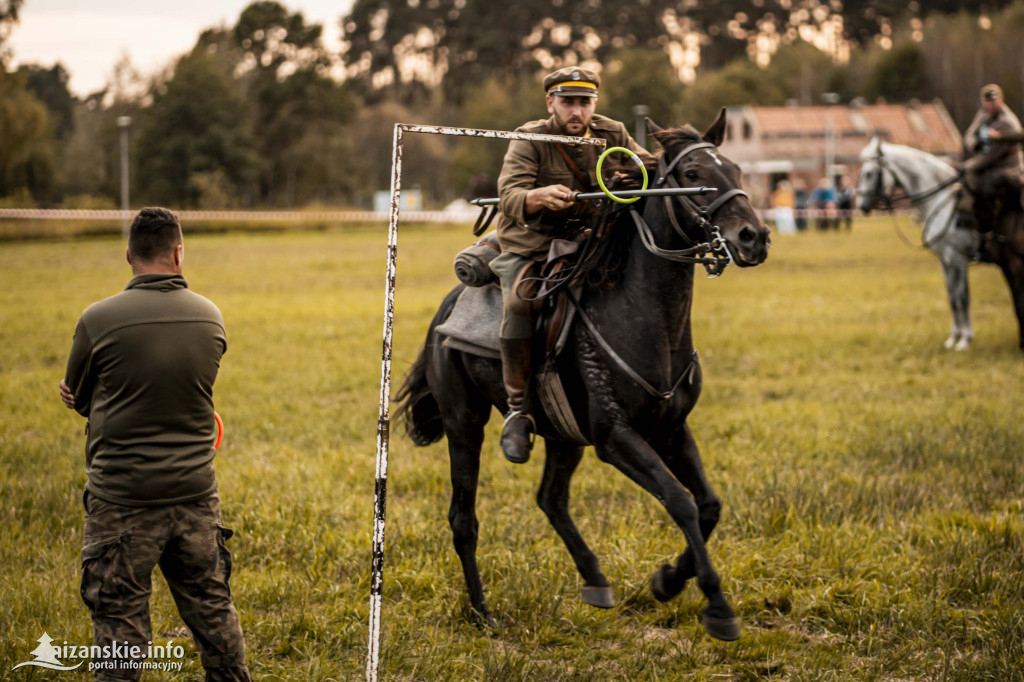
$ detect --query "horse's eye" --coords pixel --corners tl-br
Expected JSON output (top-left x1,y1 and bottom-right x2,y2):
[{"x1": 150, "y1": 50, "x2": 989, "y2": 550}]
[{"x1": 684, "y1": 170, "x2": 699, "y2": 181}]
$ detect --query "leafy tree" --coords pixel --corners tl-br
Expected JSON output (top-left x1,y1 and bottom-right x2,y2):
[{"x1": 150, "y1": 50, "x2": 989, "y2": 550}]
[
  {"x1": 348, "y1": 99, "x2": 453, "y2": 206},
  {"x1": 214, "y1": 1, "x2": 360, "y2": 206},
  {"x1": 339, "y1": 0, "x2": 1018, "y2": 105},
  {"x1": 448, "y1": 76, "x2": 545, "y2": 197},
  {"x1": 19, "y1": 63, "x2": 75, "y2": 138},
  {"x1": 0, "y1": 68, "x2": 57, "y2": 203},
  {"x1": 599, "y1": 48, "x2": 686, "y2": 135},
  {"x1": 136, "y1": 50, "x2": 260, "y2": 207},
  {"x1": 0, "y1": 0, "x2": 22, "y2": 56},
  {"x1": 679, "y1": 58, "x2": 790, "y2": 129},
  {"x1": 865, "y1": 41, "x2": 929, "y2": 103}
]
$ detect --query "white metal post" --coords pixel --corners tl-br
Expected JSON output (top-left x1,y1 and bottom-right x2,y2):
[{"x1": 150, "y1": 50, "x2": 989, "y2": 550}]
[{"x1": 367, "y1": 124, "x2": 604, "y2": 682}]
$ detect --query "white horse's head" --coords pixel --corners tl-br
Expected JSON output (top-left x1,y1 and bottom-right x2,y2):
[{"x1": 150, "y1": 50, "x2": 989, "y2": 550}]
[{"x1": 856, "y1": 136, "x2": 894, "y2": 214}]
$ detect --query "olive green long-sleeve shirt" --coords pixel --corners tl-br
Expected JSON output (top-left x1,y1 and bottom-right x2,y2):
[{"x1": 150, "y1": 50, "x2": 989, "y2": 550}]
[{"x1": 64, "y1": 273, "x2": 227, "y2": 506}]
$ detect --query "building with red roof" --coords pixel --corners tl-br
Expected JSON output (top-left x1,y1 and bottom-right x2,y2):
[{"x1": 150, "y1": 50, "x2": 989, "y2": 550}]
[{"x1": 719, "y1": 99, "x2": 962, "y2": 206}]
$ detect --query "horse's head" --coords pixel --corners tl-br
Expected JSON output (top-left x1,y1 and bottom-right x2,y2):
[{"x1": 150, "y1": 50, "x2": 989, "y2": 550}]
[
  {"x1": 648, "y1": 109, "x2": 770, "y2": 267},
  {"x1": 856, "y1": 136, "x2": 895, "y2": 215}
]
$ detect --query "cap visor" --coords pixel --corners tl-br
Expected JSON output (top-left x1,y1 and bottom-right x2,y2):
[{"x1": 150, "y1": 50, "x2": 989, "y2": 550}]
[{"x1": 550, "y1": 88, "x2": 598, "y2": 98}]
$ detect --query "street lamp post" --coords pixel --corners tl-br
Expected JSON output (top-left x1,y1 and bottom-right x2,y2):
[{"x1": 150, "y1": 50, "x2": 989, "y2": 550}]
[
  {"x1": 632, "y1": 104, "x2": 651, "y2": 149},
  {"x1": 117, "y1": 116, "x2": 132, "y2": 238},
  {"x1": 821, "y1": 93, "x2": 840, "y2": 189}
]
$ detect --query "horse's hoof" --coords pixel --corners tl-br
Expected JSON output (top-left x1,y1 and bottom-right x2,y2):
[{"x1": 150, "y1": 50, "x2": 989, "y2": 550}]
[
  {"x1": 472, "y1": 607, "x2": 500, "y2": 630},
  {"x1": 650, "y1": 563, "x2": 678, "y2": 602},
  {"x1": 702, "y1": 611, "x2": 741, "y2": 641},
  {"x1": 581, "y1": 585, "x2": 616, "y2": 609}
]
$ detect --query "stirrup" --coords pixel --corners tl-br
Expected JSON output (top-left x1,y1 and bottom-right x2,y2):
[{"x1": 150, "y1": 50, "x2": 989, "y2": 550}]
[
  {"x1": 502, "y1": 410, "x2": 537, "y2": 442},
  {"x1": 501, "y1": 410, "x2": 536, "y2": 463}
]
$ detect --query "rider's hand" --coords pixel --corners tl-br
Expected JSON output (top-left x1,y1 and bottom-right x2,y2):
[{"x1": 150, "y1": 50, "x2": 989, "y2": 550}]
[{"x1": 525, "y1": 184, "x2": 576, "y2": 214}]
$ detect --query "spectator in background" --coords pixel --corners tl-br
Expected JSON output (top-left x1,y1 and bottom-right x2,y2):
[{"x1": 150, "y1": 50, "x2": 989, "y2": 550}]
[
  {"x1": 810, "y1": 178, "x2": 837, "y2": 230},
  {"x1": 835, "y1": 175, "x2": 855, "y2": 230},
  {"x1": 770, "y1": 179, "x2": 797, "y2": 235},
  {"x1": 793, "y1": 177, "x2": 809, "y2": 232}
]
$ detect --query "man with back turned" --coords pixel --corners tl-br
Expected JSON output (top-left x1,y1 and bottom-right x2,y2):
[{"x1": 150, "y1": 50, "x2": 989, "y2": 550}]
[{"x1": 60, "y1": 207, "x2": 252, "y2": 681}]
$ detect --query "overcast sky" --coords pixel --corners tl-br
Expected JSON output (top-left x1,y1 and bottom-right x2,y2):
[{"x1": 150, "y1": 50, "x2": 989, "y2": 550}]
[{"x1": 8, "y1": 0, "x2": 356, "y2": 96}]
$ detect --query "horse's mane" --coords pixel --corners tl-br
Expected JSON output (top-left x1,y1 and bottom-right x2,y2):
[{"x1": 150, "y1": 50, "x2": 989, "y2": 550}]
[{"x1": 578, "y1": 124, "x2": 706, "y2": 291}]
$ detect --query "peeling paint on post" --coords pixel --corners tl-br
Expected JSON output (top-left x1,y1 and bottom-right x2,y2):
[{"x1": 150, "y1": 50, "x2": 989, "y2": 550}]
[
  {"x1": 367, "y1": 122, "x2": 402, "y2": 682},
  {"x1": 366, "y1": 124, "x2": 605, "y2": 682}
]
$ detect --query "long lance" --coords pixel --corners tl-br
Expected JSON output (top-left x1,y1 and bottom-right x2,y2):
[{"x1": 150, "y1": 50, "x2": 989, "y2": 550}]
[{"x1": 469, "y1": 186, "x2": 718, "y2": 206}]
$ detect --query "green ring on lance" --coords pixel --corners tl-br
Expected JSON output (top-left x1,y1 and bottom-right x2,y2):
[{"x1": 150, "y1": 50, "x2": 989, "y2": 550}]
[{"x1": 595, "y1": 146, "x2": 649, "y2": 204}]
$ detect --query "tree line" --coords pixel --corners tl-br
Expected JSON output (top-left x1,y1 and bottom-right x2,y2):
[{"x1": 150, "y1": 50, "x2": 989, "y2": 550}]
[{"x1": 2, "y1": 0, "x2": 1023, "y2": 210}]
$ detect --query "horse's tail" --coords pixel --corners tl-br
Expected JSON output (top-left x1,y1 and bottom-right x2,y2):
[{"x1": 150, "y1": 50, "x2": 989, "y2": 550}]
[{"x1": 394, "y1": 286, "x2": 462, "y2": 446}]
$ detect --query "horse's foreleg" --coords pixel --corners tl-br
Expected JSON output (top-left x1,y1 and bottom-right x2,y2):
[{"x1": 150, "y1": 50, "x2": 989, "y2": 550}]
[
  {"x1": 997, "y1": 250, "x2": 1024, "y2": 351},
  {"x1": 596, "y1": 427, "x2": 739, "y2": 641},
  {"x1": 939, "y1": 255, "x2": 972, "y2": 350},
  {"x1": 536, "y1": 440, "x2": 614, "y2": 608},
  {"x1": 650, "y1": 424, "x2": 721, "y2": 603},
  {"x1": 445, "y1": 407, "x2": 496, "y2": 628}
]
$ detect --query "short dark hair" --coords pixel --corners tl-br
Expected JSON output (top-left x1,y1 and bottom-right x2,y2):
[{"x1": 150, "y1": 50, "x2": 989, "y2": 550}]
[{"x1": 128, "y1": 207, "x2": 182, "y2": 262}]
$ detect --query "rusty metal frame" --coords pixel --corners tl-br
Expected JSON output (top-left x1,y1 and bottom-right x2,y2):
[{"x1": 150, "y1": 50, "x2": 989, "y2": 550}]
[{"x1": 367, "y1": 123, "x2": 605, "y2": 682}]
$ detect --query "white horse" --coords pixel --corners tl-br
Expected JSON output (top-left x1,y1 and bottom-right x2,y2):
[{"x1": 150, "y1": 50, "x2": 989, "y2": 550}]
[{"x1": 857, "y1": 137, "x2": 979, "y2": 351}]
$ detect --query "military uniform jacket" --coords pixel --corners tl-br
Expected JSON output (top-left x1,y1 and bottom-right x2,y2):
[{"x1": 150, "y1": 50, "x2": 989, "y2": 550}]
[
  {"x1": 496, "y1": 114, "x2": 650, "y2": 260},
  {"x1": 65, "y1": 274, "x2": 227, "y2": 506},
  {"x1": 963, "y1": 105, "x2": 1024, "y2": 174}
]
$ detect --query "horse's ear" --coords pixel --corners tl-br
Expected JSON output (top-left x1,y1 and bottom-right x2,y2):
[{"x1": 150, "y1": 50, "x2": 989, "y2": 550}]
[
  {"x1": 645, "y1": 117, "x2": 663, "y2": 136},
  {"x1": 702, "y1": 108, "x2": 727, "y2": 147}
]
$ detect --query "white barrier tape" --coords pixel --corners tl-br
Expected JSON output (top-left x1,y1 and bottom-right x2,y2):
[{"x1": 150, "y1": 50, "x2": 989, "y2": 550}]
[{"x1": 0, "y1": 208, "x2": 483, "y2": 223}]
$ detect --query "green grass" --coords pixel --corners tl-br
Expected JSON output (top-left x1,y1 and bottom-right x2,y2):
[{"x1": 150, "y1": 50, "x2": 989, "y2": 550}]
[{"x1": 1, "y1": 217, "x2": 1022, "y2": 680}]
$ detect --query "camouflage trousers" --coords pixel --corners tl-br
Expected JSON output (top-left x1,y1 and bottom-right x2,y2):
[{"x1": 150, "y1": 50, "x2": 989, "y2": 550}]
[{"x1": 81, "y1": 491, "x2": 252, "y2": 682}]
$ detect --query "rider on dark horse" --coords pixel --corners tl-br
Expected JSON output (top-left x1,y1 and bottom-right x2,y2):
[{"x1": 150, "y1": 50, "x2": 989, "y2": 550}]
[
  {"x1": 490, "y1": 66, "x2": 651, "y2": 464},
  {"x1": 962, "y1": 83, "x2": 1023, "y2": 230}
]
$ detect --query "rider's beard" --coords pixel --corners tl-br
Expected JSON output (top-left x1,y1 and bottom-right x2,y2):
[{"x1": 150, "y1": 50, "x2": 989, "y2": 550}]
[{"x1": 553, "y1": 112, "x2": 588, "y2": 135}]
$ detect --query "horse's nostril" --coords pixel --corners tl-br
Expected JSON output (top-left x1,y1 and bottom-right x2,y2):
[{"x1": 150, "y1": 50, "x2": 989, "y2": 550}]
[{"x1": 739, "y1": 225, "x2": 758, "y2": 245}]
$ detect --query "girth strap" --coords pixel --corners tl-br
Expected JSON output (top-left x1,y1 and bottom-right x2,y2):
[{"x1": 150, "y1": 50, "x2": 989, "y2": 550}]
[{"x1": 570, "y1": 292, "x2": 699, "y2": 402}]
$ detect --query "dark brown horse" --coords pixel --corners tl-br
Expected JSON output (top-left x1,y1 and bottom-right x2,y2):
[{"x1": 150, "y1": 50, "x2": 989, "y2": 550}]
[
  {"x1": 395, "y1": 111, "x2": 770, "y2": 640},
  {"x1": 977, "y1": 173, "x2": 1024, "y2": 351}
]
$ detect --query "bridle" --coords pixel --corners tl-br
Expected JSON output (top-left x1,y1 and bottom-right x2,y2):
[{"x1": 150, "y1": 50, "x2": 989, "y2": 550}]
[
  {"x1": 568, "y1": 140, "x2": 749, "y2": 402},
  {"x1": 864, "y1": 143, "x2": 962, "y2": 247},
  {"x1": 864, "y1": 143, "x2": 961, "y2": 209},
  {"x1": 633, "y1": 140, "x2": 750, "y2": 278},
  {"x1": 522, "y1": 138, "x2": 751, "y2": 301}
]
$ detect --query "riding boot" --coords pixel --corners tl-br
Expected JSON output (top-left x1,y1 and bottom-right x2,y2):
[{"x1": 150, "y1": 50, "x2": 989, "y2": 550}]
[{"x1": 500, "y1": 337, "x2": 535, "y2": 464}]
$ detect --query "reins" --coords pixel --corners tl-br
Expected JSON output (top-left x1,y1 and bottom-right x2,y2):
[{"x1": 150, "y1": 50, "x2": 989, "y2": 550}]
[
  {"x1": 517, "y1": 140, "x2": 745, "y2": 300},
  {"x1": 569, "y1": 139, "x2": 747, "y2": 402}
]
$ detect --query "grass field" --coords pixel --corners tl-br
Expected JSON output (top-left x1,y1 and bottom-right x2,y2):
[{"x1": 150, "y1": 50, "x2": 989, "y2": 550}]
[{"x1": 1, "y1": 217, "x2": 1022, "y2": 681}]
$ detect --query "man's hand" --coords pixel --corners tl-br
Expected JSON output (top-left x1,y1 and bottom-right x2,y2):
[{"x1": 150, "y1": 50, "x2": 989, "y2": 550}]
[
  {"x1": 525, "y1": 184, "x2": 576, "y2": 214},
  {"x1": 59, "y1": 379, "x2": 75, "y2": 409}
]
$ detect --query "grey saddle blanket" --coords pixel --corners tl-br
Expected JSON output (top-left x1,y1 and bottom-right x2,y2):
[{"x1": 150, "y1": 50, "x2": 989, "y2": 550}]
[
  {"x1": 434, "y1": 284, "x2": 503, "y2": 359},
  {"x1": 433, "y1": 283, "x2": 588, "y2": 444}
]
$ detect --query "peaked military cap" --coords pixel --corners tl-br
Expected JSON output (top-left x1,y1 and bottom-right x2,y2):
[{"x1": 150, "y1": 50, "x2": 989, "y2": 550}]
[
  {"x1": 981, "y1": 83, "x2": 1003, "y2": 101},
  {"x1": 543, "y1": 67, "x2": 600, "y2": 98}
]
